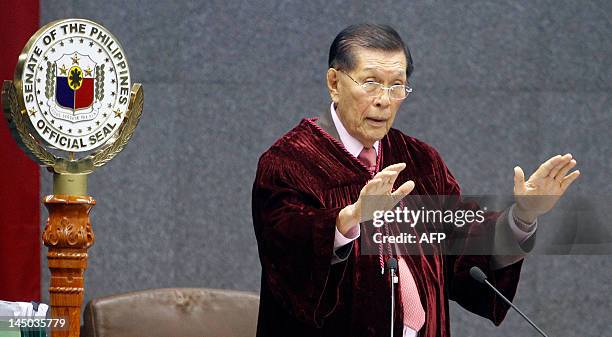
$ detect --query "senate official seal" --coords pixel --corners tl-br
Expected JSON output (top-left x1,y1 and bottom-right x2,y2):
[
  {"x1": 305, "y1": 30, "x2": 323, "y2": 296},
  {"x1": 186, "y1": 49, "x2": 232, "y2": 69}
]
[
  {"x1": 14, "y1": 18, "x2": 130, "y2": 152},
  {"x1": 2, "y1": 19, "x2": 144, "y2": 336},
  {"x1": 3, "y1": 18, "x2": 143, "y2": 175}
]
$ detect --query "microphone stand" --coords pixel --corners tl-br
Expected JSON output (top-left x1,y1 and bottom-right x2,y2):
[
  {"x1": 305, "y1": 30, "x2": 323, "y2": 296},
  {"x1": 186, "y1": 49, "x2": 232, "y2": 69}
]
[
  {"x1": 386, "y1": 257, "x2": 398, "y2": 337},
  {"x1": 470, "y1": 266, "x2": 549, "y2": 337}
]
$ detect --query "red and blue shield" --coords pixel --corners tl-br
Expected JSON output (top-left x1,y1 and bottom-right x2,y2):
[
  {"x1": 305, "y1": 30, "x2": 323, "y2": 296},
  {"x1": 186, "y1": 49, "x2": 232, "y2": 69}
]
[{"x1": 55, "y1": 53, "x2": 96, "y2": 110}]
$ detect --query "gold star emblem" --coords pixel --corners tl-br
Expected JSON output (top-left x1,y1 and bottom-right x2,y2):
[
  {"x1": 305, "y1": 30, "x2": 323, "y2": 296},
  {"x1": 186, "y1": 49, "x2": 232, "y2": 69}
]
[
  {"x1": 28, "y1": 108, "x2": 36, "y2": 117},
  {"x1": 114, "y1": 109, "x2": 122, "y2": 118},
  {"x1": 59, "y1": 64, "x2": 68, "y2": 75},
  {"x1": 84, "y1": 67, "x2": 93, "y2": 77},
  {"x1": 71, "y1": 53, "x2": 80, "y2": 65}
]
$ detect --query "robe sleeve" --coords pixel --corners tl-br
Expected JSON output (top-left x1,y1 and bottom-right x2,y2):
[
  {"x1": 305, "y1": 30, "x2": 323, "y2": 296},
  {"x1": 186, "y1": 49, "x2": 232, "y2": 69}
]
[
  {"x1": 429, "y1": 148, "x2": 524, "y2": 326},
  {"x1": 252, "y1": 152, "x2": 350, "y2": 328}
]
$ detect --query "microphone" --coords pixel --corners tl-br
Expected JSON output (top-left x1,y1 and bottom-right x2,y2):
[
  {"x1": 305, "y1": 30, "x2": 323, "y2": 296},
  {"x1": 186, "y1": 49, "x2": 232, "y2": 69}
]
[
  {"x1": 386, "y1": 257, "x2": 398, "y2": 270},
  {"x1": 386, "y1": 257, "x2": 398, "y2": 337},
  {"x1": 469, "y1": 266, "x2": 549, "y2": 337}
]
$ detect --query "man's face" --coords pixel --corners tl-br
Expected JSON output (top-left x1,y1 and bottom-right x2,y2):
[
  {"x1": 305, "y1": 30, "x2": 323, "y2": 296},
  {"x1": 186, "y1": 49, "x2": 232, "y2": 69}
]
[{"x1": 328, "y1": 47, "x2": 407, "y2": 148}]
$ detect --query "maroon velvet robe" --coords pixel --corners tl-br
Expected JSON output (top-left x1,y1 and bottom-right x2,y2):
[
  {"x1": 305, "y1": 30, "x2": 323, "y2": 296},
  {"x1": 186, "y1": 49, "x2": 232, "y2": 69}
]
[{"x1": 252, "y1": 118, "x2": 523, "y2": 337}]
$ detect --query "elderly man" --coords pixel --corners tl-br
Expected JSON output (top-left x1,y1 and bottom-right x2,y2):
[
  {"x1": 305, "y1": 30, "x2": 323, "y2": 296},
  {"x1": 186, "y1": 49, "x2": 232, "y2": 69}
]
[{"x1": 252, "y1": 24, "x2": 579, "y2": 337}]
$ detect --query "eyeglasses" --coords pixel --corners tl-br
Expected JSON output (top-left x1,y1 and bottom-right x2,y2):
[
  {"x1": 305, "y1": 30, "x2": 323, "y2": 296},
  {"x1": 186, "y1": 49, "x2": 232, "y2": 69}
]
[{"x1": 338, "y1": 69, "x2": 413, "y2": 100}]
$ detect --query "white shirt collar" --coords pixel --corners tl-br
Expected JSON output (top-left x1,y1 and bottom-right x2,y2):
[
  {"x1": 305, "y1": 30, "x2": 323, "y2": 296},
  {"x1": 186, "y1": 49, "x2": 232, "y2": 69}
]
[{"x1": 330, "y1": 102, "x2": 379, "y2": 158}]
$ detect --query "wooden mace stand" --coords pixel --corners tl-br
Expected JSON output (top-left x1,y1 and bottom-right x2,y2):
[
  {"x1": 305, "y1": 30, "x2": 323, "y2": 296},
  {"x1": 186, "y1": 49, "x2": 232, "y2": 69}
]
[{"x1": 41, "y1": 174, "x2": 94, "y2": 337}]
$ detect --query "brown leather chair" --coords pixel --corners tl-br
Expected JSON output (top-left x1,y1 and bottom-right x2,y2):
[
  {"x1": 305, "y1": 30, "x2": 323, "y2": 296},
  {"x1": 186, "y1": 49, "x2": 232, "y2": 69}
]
[{"x1": 81, "y1": 288, "x2": 259, "y2": 337}]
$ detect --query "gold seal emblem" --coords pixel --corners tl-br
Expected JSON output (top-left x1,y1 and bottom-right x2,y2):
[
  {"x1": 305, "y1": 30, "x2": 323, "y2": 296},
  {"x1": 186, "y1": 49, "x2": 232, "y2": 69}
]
[{"x1": 2, "y1": 18, "x2": 143, "y2": 176}]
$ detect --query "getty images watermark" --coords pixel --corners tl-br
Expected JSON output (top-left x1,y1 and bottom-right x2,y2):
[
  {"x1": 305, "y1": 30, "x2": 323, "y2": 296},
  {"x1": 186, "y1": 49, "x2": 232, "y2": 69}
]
[
  {"x1": 371, "y1": 205, "x2": 487, "y2": 245},
  {"x1": 358, "y1": 194, "x2": 611, "y2": 256}
]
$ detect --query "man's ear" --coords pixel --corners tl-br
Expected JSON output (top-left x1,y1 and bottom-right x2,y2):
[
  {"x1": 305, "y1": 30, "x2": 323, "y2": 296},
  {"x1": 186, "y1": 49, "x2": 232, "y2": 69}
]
[{"x1": 327, "y1": 68, "x2": 340, "y2": 103}]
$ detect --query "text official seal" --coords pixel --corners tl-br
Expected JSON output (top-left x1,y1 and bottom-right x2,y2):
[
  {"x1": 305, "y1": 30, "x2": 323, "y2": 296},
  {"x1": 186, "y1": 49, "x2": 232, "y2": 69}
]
[{"x1": 15, "y1": 18, "x2": 131, "y2": 153}]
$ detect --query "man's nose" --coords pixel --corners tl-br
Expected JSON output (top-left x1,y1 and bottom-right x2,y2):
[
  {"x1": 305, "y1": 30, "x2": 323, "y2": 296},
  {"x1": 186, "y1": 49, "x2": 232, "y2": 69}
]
[{"x1": 374, "y1": 88, "x2": 391, "y2": 108}]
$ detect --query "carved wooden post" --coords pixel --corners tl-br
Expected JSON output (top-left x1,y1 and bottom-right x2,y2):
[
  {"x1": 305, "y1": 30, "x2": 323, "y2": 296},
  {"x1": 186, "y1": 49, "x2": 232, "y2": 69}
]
[{"x1": 42, "y1": 194, "x2": 95, "y2": 337}]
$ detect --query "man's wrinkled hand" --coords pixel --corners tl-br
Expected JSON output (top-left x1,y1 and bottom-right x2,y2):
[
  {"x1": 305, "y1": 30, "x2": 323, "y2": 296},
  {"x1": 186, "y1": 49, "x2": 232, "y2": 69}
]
[
  {"x1": 513, "y1": 153, "x2": 580, "y2": 222},
  {"x1": 337, "y1": 163, "x2": 414, "y2": 235}
]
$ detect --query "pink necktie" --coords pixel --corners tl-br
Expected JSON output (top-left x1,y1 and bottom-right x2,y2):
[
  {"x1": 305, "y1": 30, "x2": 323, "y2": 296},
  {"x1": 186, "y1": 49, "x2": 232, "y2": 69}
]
[
  {"x1": 357, "y1": 147, "x2": 426, "y2": 331},
  {"x1": 398, "y1": 257, "x2": 425, "y2": 331},
  {"x1": 357, "y1": 147, "x2": 386, "y2": 273},
  {"x1": 357, "y1": 147, "x2": 377, "y2": 173}
]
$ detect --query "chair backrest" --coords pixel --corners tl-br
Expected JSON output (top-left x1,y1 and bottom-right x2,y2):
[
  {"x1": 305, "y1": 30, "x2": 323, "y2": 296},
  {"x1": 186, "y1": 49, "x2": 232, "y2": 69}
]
[{"x1": 81, "y1": 288, "x2": 259, "y2": 337}]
